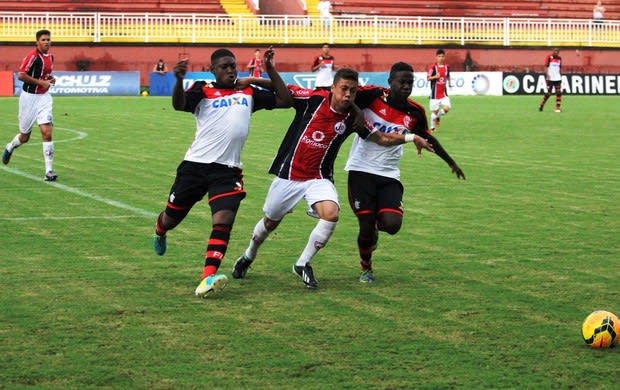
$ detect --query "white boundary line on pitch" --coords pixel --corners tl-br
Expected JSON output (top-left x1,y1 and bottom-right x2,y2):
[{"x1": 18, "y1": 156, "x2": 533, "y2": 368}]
[
  {"x1": 2, "y1": 125, "x2": 88, "y2": 145},
  {"x1": 2, "y1": 166, "x2": 157, "y2": 218}
]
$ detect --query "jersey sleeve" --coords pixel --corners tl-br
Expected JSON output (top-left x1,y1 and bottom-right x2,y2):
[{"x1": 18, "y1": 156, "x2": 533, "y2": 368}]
[
  {"x1": 354, "y1": 86, "x2": 383, "y2": 109},
  {"x1": 312, "y1": 56, "x2": 320, "y2": 69},
  {"x1": 251, "y1": 85, "x2": 277, "y2": 112},
  {"x1": 544, "y1": 55, "x2": 551, "y2": 67},
  {"x1": 427, "y1": 65, "x2": 435, "y2": 79},
  {"x1": 287, "y1": 85, "x2": 312, "y2": 112},
  {"x1": 18, "y1": 51, "x2": 36, "y2": 73},
  {"x1": 183, "y1": 80, "x2": 207, "y2": 113}
]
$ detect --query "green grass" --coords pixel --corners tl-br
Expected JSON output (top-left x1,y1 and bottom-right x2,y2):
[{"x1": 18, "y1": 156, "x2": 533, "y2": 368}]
[{"x1": 0, "y1": 94, "x2": 619, "y2": 389}]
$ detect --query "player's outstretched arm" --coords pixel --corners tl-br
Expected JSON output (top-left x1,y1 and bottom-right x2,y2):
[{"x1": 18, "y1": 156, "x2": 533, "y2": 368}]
[
  {"x1": 368, "y1": 130, "x2": 435, "y2": 153},
  {"x1": 450, "y1": 162, "x2": 466, "y2": 180},
  {"x1": 420, "y1": 133, "x2": 465, "y2": 179},
  {"x1": 264, "y1": 46, "x2": 293, "y2": 108},
  {"x1": 172, "y1": 59, "x2": 188, "y2": 111}
]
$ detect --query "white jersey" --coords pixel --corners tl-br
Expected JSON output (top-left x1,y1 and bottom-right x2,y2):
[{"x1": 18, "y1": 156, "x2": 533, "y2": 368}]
[
  {"x1": 182, "y1": 82, "x2": 275, "y2": 167},
  {"x1": 312, "y1": 55, "x2": 335, "y2": 88},
  {"x1": 345, "y1": 90, "x2": 429, "y2": 180},
  {"x1": 545, "y1": 54, "x2": 562, "y2": 82},
  {"x1": 345, "y1": 109, "x2": 404, "y2": 180}
]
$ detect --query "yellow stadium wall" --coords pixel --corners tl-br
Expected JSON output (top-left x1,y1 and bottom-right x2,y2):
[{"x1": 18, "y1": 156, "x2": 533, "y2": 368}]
[{"x1": 0, "y1": 45, "x2": 618, "y2": 86}]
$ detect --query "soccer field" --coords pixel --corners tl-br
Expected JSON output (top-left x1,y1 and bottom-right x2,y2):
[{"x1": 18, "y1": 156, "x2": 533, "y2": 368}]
[{"x1": 1, "y1": 95, "x2": 619, "y2": 388}]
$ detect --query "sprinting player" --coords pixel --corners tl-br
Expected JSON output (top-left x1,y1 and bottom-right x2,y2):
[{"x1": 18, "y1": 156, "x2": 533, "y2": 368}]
[
  {"x1": 427, "y1": 48, "x2": 452, "y2": 132},
  {"x1": 231, "y1": 68, "x2": 434, "y2": 289},
  {"x1": 345, "y1": 62, "x2": 465, "y2": 283},
  {"x1": 311, "y1": 43, "x2": 336, "y2": 89},
  {"x1": 2, "y1": 29, "x2": 58, "y2": 181},
  {"x1": 152, "y1": 47, "x2": 292, "y2": 298},
  {"x1": 246, "y1": 48, "x2": 264, "y2": 78},
  {"x1": 539, "y1": 48, "x2": 563, "y2": 113}
]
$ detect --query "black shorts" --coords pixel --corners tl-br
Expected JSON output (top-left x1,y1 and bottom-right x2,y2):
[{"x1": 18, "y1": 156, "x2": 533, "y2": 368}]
[
  {"x1": 347, "y1": 170, "x2": 404, "y2": 217},
  {"x1": 166, "y1": 161, "x2": 246, "y2": 214},
  {"x1": 546, "y1": 80, "x2": 562, "y2": 93}
]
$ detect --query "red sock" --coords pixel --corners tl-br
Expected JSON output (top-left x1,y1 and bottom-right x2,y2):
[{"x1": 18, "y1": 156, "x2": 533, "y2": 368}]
[{"x1": 202, "y1": 265, "x2": 218, "y2": 279}]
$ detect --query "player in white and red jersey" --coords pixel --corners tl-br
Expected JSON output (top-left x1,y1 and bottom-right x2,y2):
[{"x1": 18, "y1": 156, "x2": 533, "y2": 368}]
[
  {"x1": 152, "y1": 47, "x2": 292, "y2": 298},
  {"x1": 539, "y1": 48, "x2": 563, "y2": 113},
  {"x1": 345, "y1": 62, "x2": 465, "y2": 283},
  {"x1": 232, "y1": 68, "x2": 434, "y2": 289},
  {"x1": 2, "y1": 29, "x2": 58, "y2": 181},
  {"x1": 427, "y1": 48, "x2": 453, "y2": 131},
  {"x1": 311, "y1": 43, "x2": 336, "y2": 89},
  {"x1": 247, "y1": 48, "x2": 264, "y2": 78}
]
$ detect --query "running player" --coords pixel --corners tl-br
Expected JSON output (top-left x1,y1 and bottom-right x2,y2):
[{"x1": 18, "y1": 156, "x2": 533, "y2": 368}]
[
  {"x1": 152, "y1": 47, "x2": 292, "y2": 298},
  {"x1": 345, "y1": 62, "x2": 465, "y2": 283},
  {"x1": 427, "y1": 48, "x2": 452, "y2": 132},
  {"x1": 2, "y1": 29, "x2": 58, "y2": 181},
  {"x1": 231, "y1": 68, "x2": 435, "y2": 289}
]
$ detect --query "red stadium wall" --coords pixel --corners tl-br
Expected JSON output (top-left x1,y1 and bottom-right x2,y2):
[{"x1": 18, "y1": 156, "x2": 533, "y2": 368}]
[{"x1": 0, "y1": 45, "x2": 618, "y2": 86}]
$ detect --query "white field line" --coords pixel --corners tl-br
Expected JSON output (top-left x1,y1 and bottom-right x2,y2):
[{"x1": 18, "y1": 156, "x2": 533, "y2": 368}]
[
  {"x1": 2, "y1": 168, "x2": 157, "y2": 219},
  {"x1": 2, "y1": 125, "x2": 157, "y2": 219}
]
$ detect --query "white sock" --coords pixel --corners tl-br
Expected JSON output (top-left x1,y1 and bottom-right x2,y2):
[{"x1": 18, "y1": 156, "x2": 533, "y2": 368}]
[
  {"x1": 6, "y1": 134, "x2": 22, "y2": 153},
  {"x1": 437, "y1": 108, "x2": 446, "y2": 117},
  {"x1": 430, "y1": 113, "x2": 437, "y2": 128},
  {"x1": 43, "y1": 141, "x2": 54, "y2": 173},
  {"x1": 296, "y1": 219, "x2": 337, "y2": 266},
  {"x1": 244, "y1": 218, "x2": 271, "y2": 260}
]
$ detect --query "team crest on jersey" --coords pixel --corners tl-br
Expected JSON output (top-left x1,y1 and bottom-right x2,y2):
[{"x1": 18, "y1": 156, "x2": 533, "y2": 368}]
[
  {"x1": 334, "y1": 121, "x2": 346, "y2": 134},
  {"x1": 403, "y1": 115, "x2": 412, "y2": 129}
]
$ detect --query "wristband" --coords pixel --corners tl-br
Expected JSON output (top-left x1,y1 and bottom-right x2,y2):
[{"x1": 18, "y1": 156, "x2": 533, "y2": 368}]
[{"x1": 404, "y1": 134, "x2": 415, "y2": 143}]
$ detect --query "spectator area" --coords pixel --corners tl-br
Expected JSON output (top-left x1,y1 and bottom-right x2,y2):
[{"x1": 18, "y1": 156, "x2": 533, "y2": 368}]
[
  {"x1": 332, "y1": 0, "x2": 620, "y2": 20},
  {"x1": 0, "y1": 0, "x2": 227, "y2": 13}
]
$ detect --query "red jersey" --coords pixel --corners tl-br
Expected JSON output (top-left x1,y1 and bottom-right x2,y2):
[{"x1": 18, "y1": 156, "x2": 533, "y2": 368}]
[
  {"x1": 268, "y1": 86, "x2": 377, "y2": 182},
  {"x1": 247, "y1": 57, "x2": 263, "y2": 77},
  {"x1": 427, "y1": 63, "x2": 450, "y2": 99},
  {"x1": 19, "y1": 48, "x2": 54, "y2": 94}
]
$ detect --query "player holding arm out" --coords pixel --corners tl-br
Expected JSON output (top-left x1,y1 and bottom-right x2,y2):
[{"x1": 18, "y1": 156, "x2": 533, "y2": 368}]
[
  {"x1": 153, "y1": 47, "x2": 291, "y2": 299},
  {"x1": 345, "y1": 62, "x2": 464, "y2": 283}
]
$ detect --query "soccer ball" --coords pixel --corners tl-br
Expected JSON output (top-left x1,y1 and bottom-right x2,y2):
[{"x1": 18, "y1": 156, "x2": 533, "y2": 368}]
[{"x1": 581, "y1": 310, "x2": 620, "y2": 348}]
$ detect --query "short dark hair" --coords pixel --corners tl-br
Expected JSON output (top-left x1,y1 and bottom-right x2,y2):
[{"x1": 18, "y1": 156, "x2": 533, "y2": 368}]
[
  {"x1": 389, "y1": 62, "x2": 414, "y2": 79},
  {"x1": 36, "y1": 29, "x2": 50, "y2": 40},
  {"x1": 436, "y1": 48, "x2": 445, "y2": 55},
  {"x1": 211, "y1": 48, "x2": 235, "y2": 63},
  {"x1": 333, "y1": 68, "x2": 358, "y2": 84}
]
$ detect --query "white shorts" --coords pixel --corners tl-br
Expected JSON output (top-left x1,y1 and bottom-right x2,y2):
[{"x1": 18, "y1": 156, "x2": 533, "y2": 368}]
[
  {"x1": 429, "y1": 96, "x2": 451, "y2": 112},
  {"x1": 262, "y1": 177, "x2": 339, "y2": 221},
  {"x1": 19, "y1": 92, "x2": 53, "y2": 134}
]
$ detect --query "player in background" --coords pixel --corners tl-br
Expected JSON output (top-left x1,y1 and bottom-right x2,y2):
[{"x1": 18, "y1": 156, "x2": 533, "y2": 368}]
[
  {"x1": 427, "y1": 48, "x2": 453, "y2": 132},
  {"x1": 345, "y1": 62, "x2": 465, "y2": 283},
  {"x1": 311, "y1": 43, "x2": 336, "y2": 89},
  {"x1": 152, "y1": 47, "x2": 292, "y2": 298},
  {"x1": 539, "y1": 48, "x2": 563, "y2": 113},
  {"x1": 2, "y1": 29, "x2": 58, "y2": 181},
  {"x1": 231, "y1": 68, "x2": 435, "y2": 289},
  {"x1": 247, "y1": 49, "x2": 264, "y2": 78}
]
